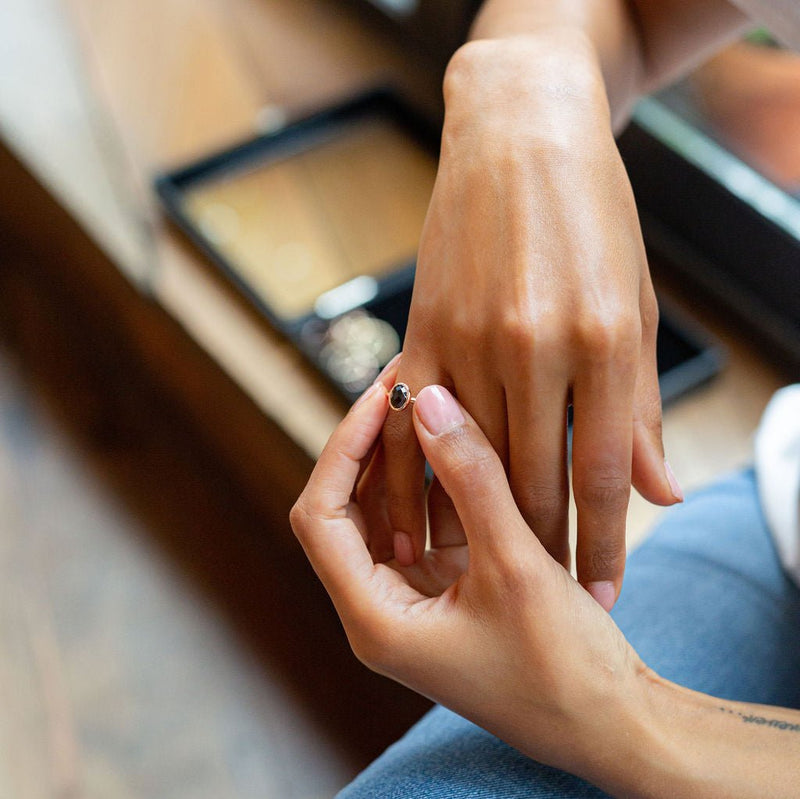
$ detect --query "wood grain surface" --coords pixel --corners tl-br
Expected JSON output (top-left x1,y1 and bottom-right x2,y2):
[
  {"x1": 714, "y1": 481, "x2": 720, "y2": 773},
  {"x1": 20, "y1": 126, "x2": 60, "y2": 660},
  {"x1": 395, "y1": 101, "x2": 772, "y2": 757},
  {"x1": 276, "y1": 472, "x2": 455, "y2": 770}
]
[{"x1": 0, "y1": 229, "x2": 431, "y2": 798}]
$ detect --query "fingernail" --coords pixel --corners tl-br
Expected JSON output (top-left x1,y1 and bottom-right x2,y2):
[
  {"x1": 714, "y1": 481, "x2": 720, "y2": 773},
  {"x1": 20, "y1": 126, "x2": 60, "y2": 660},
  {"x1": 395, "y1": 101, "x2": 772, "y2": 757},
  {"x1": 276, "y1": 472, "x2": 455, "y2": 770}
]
[
  {"x1": 373, "y1": 353, "x2": 402, "y2": 386},
  {"x1": 393, "y1": 532, "x2": 415, "y2": 566},
  {"x1": 587, "y1": 581, "x2": 616, "y2": 613},
  {"x1": 664, "y1": 459, "x2": 684, "y2": 502},
  {"x1": 351, "y1": 380, "x2": 382, "y2": 410},
  {"x1": 414, "y1": 385, "x2": 465, "y2": 436}
]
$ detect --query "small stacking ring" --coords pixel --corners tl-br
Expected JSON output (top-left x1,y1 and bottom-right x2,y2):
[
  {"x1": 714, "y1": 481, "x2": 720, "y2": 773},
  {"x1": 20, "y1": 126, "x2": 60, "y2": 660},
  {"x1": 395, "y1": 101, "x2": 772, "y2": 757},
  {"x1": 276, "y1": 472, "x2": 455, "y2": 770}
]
[{"x1": 388, "y1": 383, "x2": 415, "y2": 411}]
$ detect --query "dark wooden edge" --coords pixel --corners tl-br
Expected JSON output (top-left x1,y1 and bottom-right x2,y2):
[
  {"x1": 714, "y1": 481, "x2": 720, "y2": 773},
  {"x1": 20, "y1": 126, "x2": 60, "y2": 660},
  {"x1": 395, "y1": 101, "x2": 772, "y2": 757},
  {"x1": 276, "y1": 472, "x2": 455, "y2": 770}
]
[{"x1": 0, "y1": 139, "x2": 314, "y2": 535}]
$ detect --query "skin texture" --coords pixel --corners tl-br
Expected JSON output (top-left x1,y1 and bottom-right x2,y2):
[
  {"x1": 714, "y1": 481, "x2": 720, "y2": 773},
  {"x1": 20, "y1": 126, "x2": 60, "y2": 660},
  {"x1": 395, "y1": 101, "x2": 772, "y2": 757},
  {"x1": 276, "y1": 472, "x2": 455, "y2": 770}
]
[
  {"x1": 291, "y1": 373, "x2": 800, "y2": 798},
  {"x1": 293, "y1": 1, "x2": 800, "y2": 791},
  {"x1": 359, "y1": 0, "x2": 749, "y2": 609}
]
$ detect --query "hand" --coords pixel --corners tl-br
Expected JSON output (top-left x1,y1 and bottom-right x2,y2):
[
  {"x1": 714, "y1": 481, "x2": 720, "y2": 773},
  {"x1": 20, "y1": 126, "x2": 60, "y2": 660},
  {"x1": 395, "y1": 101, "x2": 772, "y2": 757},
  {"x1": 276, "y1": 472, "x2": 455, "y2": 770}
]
[
  {"x1": 362, "y1": 37, "x2": 682, "y2": 609},
  {"x1": 291, "y1": 376, "x2": 650, "y2": 783}
]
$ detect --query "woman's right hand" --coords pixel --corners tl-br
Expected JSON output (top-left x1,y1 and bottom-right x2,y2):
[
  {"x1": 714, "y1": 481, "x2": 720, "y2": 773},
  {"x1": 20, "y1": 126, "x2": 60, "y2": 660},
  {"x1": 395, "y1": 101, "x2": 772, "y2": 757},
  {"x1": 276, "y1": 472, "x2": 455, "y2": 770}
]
[
  {"x1": 292, "y1": 377, "x2": 650, "y2": 787},
  {"x1": 294, "y1": 376, "x2": 800, "y2": 799}
]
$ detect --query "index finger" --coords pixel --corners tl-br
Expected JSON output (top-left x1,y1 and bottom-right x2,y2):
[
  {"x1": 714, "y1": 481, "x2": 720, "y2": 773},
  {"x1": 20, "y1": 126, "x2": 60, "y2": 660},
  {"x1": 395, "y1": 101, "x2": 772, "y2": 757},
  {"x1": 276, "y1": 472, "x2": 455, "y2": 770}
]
[
  {"x1": 291, "y1": 379, "x2": 390, "y2": 602},
  {"x1": 302, "y1": 363, "x2": 396, "y2": 520}
]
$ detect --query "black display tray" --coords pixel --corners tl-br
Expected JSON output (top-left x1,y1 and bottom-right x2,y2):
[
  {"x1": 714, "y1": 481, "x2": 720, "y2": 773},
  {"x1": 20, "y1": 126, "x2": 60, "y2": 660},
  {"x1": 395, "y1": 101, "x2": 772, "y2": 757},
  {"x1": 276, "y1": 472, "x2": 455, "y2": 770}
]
[{"x1": 155, "y1": 88, "x2": 723, "y2": 405}]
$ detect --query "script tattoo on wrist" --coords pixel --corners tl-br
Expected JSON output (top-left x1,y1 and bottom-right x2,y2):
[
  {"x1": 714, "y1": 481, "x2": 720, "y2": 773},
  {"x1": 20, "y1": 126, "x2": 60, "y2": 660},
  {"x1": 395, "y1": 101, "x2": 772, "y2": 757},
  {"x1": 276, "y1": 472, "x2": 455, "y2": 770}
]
[{"x1": 719, "y1": 706, "x2": 800, "y2": 734}]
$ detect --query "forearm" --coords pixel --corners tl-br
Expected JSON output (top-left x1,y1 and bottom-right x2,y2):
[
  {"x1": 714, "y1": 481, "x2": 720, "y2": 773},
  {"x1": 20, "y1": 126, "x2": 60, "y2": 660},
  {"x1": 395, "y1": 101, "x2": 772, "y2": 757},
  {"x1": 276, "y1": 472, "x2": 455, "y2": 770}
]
[
  {"x1": 593, "y1": 669, "x2": 800, "y2": 798},
  {"x1": 460, "y1": 0, "x2": 750, "y2": 129}
]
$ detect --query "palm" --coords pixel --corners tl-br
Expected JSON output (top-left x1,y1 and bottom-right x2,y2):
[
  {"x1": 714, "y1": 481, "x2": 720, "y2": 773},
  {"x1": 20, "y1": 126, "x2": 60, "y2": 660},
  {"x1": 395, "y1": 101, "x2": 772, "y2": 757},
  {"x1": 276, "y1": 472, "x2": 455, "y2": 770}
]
[
  {"x1": 388, "y1": 544, "x2": 469, "y2": 597},
  {"x1": 349, "y1": 495, "x2": 469, "y2": 601}
]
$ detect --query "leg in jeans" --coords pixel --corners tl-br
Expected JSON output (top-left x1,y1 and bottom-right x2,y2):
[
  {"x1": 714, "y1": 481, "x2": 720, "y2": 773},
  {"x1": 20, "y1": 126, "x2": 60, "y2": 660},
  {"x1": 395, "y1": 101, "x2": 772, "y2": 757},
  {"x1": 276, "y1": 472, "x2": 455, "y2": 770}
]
[{"x1": 338, "y1": 470, "x2": 800, "y2": 798}]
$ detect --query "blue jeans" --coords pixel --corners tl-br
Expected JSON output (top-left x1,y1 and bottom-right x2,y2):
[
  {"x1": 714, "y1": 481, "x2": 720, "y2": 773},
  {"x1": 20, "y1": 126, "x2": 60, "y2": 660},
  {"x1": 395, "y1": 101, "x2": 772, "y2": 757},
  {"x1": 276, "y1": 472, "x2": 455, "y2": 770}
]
[{"x1": 339, "y1": 471, "x2": 800, "y2": 798}]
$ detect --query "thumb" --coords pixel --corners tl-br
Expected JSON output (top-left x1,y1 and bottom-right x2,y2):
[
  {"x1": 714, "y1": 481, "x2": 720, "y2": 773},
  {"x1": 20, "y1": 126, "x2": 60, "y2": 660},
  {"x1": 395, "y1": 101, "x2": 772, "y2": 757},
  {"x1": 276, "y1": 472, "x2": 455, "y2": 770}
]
[{"x1": 411, "y1": 386, "x2": 527, "y2": 552}]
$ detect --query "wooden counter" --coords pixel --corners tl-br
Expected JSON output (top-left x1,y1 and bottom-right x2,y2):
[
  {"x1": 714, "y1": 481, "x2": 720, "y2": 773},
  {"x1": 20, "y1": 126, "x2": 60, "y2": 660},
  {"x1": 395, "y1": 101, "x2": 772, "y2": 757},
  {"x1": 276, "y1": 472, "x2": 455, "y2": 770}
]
[{"x1": 0, "y1": 0, "x2": 444, "y2": 524}]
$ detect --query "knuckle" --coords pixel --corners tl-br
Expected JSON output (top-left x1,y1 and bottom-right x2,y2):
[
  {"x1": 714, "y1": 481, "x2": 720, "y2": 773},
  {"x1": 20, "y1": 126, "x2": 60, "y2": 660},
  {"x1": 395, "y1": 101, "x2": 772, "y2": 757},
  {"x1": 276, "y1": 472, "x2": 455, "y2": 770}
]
[
  {"x1": 516, "y1": 482, "x2": 568, "y2": 531},
  {"x1": 500, "y1": 309, "x2": 563, "y2": 360},
  {"x1": 289, "y1": 498, "x2": 311, "y2": 536},
  {"x1": 585, "y1": 537, "x2": 626, "y2": 578},
  {"x1": 576, "y1": 471, "x2": 630, "y2": 515},
  {"x1": 640, "y1": 294, "x2": 660, "y2": 339},
  {"x1": 574, "y1": 311, "x2": 641, "y2": 363},
  {"x1": 441, "y1": 432, "x2": 498, "y2": 486},
  {"x1": 443, "y1": 304, "x2": 485, "y2": 349},
  {"x1": 500, "y1": 312, "x2": 535, "y2": 354},
  {"x1": 396, "y1": 331, "x2": 439, "y2": 373},
  {"x1": 482, "y1": 540, "x2": 541, "y2": 599},
  {"x1": 451, "y1": 309, "x2": 480, "y2": 342}
]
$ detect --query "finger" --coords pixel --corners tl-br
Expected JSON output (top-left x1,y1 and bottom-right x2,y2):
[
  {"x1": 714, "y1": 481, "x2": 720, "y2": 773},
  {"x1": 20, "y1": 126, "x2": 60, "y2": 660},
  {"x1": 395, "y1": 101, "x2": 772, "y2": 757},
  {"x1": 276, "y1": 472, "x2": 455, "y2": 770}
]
[
  {"x1": 631, "y1": 295, "x2": 683, "y2": 505},
  {"x1": 571, "y1": 356, "x2": 636, "y2": 612},
  {"x1": 351, "y1": 356, "x2": 402, "y2": 505},
  {"x1": 428, "y1": 369, "x2": 508, "y2": 549},
  {"x1": 412, "y1": 385, "x2": 530, "y2": 555},
  {"x1": 291, "y1": 380, "x2": 390, "y2": 599},
  {"x1": 454, "y1": 378, "x2": 509, "y2": 469},
  {"x1": 371, "y1": 351, "x2": 403, "y2": 396},
  {"x1": 302, "y1": 381, "x2": 389, "y2": 519},
  {"x1": 427, "y1": 477, "x2": 466, "y2": 549},
  {"x1": 425, "y1": 375, "x2": 506, "y2": 551},
  {"x1": 507, "y1": 372, "x2": 571, "y2": 569},
  {"x1": 356, "y1": 442, "x2": 390, "y2": 548},
  {"x1": 301, "y1": 353, "x2": 399, "y2": 520},
  {"x1": 382, "y1": 362, "x2": 444, "y2": 566},
  {"x1": 351, "y1": 354, "x2": 403, "y2": 558}
]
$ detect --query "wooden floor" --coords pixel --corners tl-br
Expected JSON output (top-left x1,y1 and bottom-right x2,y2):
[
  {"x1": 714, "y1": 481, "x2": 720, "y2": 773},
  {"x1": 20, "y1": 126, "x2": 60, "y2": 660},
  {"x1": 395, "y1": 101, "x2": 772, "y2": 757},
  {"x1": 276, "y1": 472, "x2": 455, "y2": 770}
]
[
  {"x1": 0, "y1": 345, "x2": 344, "y2": 797},
  {"x1": 0, "y1": 334, "x2": 431, "y2": 799}
]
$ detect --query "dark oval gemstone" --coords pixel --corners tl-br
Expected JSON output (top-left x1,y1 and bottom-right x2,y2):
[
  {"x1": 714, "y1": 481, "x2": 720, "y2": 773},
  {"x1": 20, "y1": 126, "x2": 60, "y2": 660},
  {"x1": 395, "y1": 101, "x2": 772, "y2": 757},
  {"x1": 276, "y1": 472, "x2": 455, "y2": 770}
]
[{"x1": 389, "y1": 383, "x2": 411, "y2": 410}]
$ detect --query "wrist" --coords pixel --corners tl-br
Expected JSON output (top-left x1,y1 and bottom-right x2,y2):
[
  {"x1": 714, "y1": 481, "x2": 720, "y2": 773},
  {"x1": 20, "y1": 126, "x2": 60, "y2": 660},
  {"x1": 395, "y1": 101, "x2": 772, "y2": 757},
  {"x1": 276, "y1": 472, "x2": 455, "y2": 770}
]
[
  {"x1": 511, "y1": 655, "x2": 669, "y2": 793},
  {"x1": 442, "y1": 33, "x2": 612, "y2": 151},
  {"x1": 578, "y1": 667, "x2": 687, "y2": 798},
  {"x1": 588, "y1": 668, "x2": 729, "y2": 799}
]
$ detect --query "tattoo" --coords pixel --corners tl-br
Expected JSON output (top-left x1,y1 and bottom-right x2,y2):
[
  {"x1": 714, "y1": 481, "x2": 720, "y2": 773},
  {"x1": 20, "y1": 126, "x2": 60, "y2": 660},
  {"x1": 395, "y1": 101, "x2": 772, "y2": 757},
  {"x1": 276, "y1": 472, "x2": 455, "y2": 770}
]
[{"x1": 718, "y1": 706, "x2": 800, "y2": 734}]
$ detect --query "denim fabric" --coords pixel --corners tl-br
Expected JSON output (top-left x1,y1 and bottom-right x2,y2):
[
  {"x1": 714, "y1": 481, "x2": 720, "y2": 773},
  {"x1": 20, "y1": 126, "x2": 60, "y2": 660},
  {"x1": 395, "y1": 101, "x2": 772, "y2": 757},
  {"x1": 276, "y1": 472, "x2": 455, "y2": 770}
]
[{"x1": 338, "y1": 470, "x2": 800, "y2": 798}]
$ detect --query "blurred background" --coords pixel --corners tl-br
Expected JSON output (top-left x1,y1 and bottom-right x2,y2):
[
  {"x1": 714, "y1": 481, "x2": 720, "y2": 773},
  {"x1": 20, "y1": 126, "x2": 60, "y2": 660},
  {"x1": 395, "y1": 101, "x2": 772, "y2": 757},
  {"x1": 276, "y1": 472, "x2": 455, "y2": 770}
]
[{"x1": 0, "y1": 0, "x2": 798, "y2": 796}]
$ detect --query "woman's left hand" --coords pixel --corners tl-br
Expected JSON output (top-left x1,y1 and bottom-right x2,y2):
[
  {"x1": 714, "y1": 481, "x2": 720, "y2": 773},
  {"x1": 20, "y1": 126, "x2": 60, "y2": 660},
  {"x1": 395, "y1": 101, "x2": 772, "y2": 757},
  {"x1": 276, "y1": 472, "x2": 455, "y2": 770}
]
[{"x1": 290, "y1": 364, "x2": 652, "y2": 783}]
